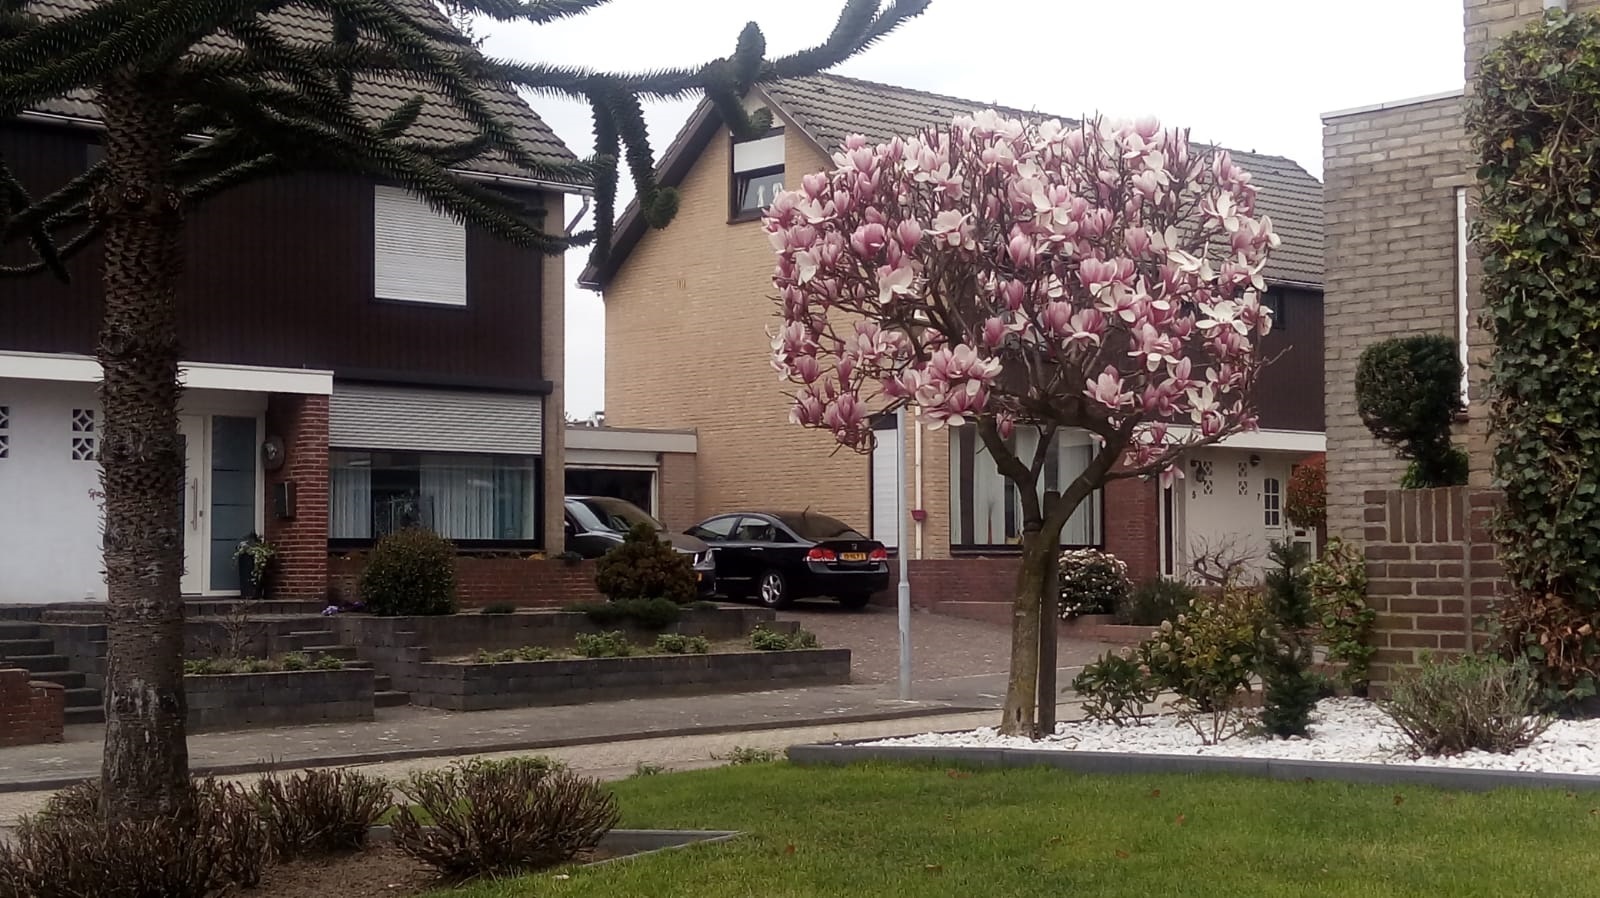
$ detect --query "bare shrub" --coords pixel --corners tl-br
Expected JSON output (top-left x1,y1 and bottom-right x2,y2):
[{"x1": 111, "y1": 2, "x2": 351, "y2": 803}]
[
  {"x1": 1384, "y1": 654, "x2": 1552, "y2": 757},
  {"x1": 390, "y1": 762, "x2": 618, "y2": 879},
  {"x1": 256, "y1": 768, "x2": 392, "y2": 857}
]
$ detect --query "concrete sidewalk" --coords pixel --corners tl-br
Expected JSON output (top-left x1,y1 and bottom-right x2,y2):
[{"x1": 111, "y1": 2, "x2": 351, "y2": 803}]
[{"x1": 0, "y1": 663, "x2": 1086, "y2": 793}]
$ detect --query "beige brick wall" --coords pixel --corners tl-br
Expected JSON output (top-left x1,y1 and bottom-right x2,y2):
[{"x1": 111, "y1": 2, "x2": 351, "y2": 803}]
[
  {"x1": 1321, "y1": 94, "x2": 1470, "y2": 539},
  {"x1": 1465, "y1": 1, "x2": 1600, "y2": 80},
  {"x1": 604, "y1": 126, "x2": 880, "y2": 543},
  {"x1": 540, "y1": 190, "x2": 567, "y2": 553}
]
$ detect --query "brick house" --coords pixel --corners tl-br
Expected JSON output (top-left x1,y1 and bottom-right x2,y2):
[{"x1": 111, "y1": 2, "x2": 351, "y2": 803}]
[
  {"x1": 0, "y1": 0, "x2": 581, "y2": 604},
  {"x1": 1320, "y1": 0, "x2": 1592, "y2": 539},
  {"x1": 581, "y1": 74, "x2": 1328, "y2": 611}
]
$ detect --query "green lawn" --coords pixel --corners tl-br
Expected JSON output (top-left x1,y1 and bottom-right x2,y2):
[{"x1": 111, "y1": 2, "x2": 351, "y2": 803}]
[{"x1": 432, "y1": 762, "x2": 1600, "y2": 898}]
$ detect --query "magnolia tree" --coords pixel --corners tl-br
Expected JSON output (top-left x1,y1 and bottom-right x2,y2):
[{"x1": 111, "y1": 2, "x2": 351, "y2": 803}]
[{"x1": 765, "y1": 111, "x2": 1279, "y2": 736}]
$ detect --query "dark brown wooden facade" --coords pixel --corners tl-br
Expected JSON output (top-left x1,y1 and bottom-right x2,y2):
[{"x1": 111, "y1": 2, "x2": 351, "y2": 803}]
[
  {"x1": 0, "y1": 121, "x2": 549, "y2": 392},
  {"x1": 1255, "y1": 286, "x2": 1325, "y2": 433}
]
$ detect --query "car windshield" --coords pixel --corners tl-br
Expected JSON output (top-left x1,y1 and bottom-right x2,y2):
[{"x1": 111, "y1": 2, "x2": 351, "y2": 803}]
[
  {"x1": 574, "y1": 497, "x2": 665, "y2": 534},
  {"x1": 776, "y1": 512, "x2": 864, "y2": 541}
]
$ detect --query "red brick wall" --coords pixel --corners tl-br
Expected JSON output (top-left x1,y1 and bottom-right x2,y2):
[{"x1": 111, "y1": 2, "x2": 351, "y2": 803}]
[
  {"x1": 0, "y1": 668, "x2": 64, "y2": 746},
  {"x1": 328, "y1": 554, "x2": 605, "y2": 610},
  {"x1": 265, "y1": 394, "x2": 330, "y2": 600},
  {"x1": 1104, "y1": 475, "x2": 1159, "y2": 584},
  {"x1": 1362, "y1": 487, "x2": 1506, "y2": 694}
]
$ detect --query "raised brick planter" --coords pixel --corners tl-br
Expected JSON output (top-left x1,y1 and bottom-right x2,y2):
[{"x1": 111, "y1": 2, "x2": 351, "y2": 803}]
[
  {"x1": 1362, "y1": 487, "x2": 1506, "y2": 695},
  {"x1": 328, "y1": 555, "x2": 605, "y2": 610},
  {"x1": 1063, "y1": 614, "x2": 1150, "y2": 645},
  {"x1": 185, "y1": 667, "x2": 374, "y2": 731},
  {"x1": 408, "y1": 648, "x2": 852, "y2": 711},
  {"x1": 0, "y1": 667, "x2": 64, "y2": 746}
]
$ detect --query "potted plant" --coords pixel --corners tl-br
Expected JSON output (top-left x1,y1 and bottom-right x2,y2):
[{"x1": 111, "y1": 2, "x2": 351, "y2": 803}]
[{"x1": 234, "y1": 534, "x2": 277, "y2": 600}]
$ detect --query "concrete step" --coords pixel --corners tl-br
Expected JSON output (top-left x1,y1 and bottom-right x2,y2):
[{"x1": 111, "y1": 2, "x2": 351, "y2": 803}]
[
  {"x1": 63, "y1": 687, "x2": 100, "y2": 708},
  {"x1": 187, "y1": 599, "x2": 328, "y2": 617},
  {"x1": 0, "y1": 638, "x2": 54, "y2": 657},
  {"x1": 26, "y1": 669, "x2": 85, "y2": 689},
  {"x1": 1, "y1": 654, "x2": 68, "y2": 674},
  {"x1": 304, "y1": 645, "x2": 357, "y2": 661},
  {"x1": 0, "y1": 622, "x2": 40, "y2": 639},
  {"x1": 373, "y1": 674, "x2": 391, "y2": 691},
  {"x1": 343, "y1": 660, "x2": 374, "y2": 670},
  {"x1": 374, "y1": 690, "x2": 410, "y2": 708},
  {"x1": 65, "y1": 706, "x2": 104, "y2": 726}
]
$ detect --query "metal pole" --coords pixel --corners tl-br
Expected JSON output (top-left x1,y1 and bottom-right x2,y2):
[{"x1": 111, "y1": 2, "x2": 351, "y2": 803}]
[{"x1": 896, "y1": 407, "x2": 912, "y2": 701}]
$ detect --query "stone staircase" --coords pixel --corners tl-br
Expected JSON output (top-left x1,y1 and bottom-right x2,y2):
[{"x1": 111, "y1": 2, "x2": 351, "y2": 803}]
[{"x1": 0, "y1": 620, "x2": 104, "y2": 726}]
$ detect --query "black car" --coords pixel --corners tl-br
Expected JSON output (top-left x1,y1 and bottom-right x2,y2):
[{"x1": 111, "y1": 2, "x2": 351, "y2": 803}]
[
  {"x1": 686, "y1": 510, "x2": 889, "y2": 610},
  {"x1": 564, "y1": 496, "x2": 717, "y2": 594}
]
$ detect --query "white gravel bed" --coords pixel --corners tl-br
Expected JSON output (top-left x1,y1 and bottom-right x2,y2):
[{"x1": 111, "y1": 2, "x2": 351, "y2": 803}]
[{"x1": 862, "y1": 698, "x2": 1600, "y2": 775}]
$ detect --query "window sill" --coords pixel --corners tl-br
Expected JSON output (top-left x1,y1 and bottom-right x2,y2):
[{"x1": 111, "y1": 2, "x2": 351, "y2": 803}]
[
  {"x1": 727, "y1": 211, "x2": 767, "y2": 225},
  {"x1": 329, "y1": 539, "x2": 544, "y2": 554},
  {"x1": 948, "y1": 543, "x2": 1104, "y2": 557}
]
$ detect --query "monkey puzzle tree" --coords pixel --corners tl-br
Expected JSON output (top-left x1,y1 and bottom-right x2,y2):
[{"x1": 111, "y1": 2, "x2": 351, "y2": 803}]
[
  {"x1": 0, "y1": 0, "x2": 926, "y2": 821},
  {"x1": 766, "y1": 112, "x2": 1278, "y2": 736}
]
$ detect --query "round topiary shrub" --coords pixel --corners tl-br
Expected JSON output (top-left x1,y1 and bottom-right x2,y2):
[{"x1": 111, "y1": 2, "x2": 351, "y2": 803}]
[
  {"x1": 1058, "y1": 549, "x2": 1130, "y2": 619},
  {"x1": 359, "y1": 527, "x2": 457, "y2": 616},
  {"x1": 1355, "y1": 334, "x2": 1466, "y2": 488},
  {"x1": 594, "y1": 522, "x2": 697, "y2": 604}
]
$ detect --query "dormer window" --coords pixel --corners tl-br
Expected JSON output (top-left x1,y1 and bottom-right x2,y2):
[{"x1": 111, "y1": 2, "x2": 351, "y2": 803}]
[{"x1": 730, "y1": 129, "x2": 785, "y2": 221}]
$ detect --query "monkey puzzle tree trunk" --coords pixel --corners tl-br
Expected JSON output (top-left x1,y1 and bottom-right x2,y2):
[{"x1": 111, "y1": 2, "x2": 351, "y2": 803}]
[{"x1": 95, "y1": 74, "x2": 191, "y2": 822}]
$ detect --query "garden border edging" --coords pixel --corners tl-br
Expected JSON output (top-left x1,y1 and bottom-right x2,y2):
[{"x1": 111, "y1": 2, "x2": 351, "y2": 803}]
[{"x1": 784, "y1": 742, "x2": 1600, "y2": 792}]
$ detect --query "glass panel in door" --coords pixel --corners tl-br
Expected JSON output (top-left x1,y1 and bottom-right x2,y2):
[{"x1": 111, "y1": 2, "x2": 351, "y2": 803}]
[{"x1": 179, "y1": 415, "x2": 206, "y2": 594}]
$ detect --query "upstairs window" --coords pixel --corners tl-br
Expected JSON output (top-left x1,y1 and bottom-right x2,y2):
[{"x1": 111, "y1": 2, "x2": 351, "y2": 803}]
[
  {"x1": 373, "y1": 186, "x2": 467, "y2": 306},
  {"x1": 730, "y1": 129, "x2": 785, "y2": 221}
]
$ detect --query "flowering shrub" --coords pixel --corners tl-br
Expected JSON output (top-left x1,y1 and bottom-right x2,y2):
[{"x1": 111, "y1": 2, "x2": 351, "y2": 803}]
[
  {"x1": 1306, "y1": 537, "x2": 1376, "y2": 695},
  {"x1": 1138, "y1": 587, "x2": 1266, "y2": 713},
  {"x1": 1284, "y1": 455, "x2": 1326, "y2": 532},
  {"x1": 1058, "y1": 549, "x2": 1130, "y2": 619},
  {"x1": 1071, "y1": 650, "x2": 1158, "y2": 726}
]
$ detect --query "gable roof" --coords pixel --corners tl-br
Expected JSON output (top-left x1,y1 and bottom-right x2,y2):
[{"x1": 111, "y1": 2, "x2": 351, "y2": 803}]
[
  {"x1": 17, "y1": 0, "x2": 581, "y2": 185},
  {"x1": 581, "y1": 72, "x2": 1323, "y2": 289}
]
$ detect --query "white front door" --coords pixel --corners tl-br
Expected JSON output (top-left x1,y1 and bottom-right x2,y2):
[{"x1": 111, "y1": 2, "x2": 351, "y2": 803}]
[{"x1": 180, "y1": 415, "x2": 207, "y2": 594}]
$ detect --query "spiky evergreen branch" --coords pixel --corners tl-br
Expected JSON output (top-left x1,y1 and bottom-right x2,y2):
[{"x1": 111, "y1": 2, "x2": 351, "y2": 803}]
[{"x1": 1, "y1": 0, "x2": 927, "y2": 277}]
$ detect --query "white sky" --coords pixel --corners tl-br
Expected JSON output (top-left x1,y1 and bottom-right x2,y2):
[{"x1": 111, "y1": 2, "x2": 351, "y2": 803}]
[{"x1": 479, "y1": 0, "x2": 1467, "y2": 418}]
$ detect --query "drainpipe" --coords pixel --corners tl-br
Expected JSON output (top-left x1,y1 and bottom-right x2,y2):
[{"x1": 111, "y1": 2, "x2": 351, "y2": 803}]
[
  {"x1": 913, "y1": 410, "x2": 924, "y2": 560},
  {"x1": 564, "y1": 194, "x2": 592, "y2": 236}
]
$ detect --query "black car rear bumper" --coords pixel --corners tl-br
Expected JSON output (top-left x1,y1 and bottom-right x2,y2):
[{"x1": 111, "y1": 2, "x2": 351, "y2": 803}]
[{"x1": 800, "y1": 562, "x2": 890, "y2": 597}]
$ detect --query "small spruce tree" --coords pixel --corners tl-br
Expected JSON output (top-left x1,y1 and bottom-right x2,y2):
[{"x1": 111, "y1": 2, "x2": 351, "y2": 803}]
[
  {"x1": 594, "y1": 523, "x2": 697, "y2": 604},
  {"x1": 1259, "y1": 542, "x2": 1319, "y2": 738}
]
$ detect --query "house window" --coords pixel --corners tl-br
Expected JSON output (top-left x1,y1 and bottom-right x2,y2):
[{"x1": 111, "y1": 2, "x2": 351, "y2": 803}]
[
  {"x1": 0, "y1": 405, "x2": 8, "y2": 459},
  {"x1": 730, "y1": 129, "x2": 785, "y2": 220},
  {"x1": 1263, "y1": 476, "x2": 1282, "y2": 528},
  {"x1": 949, "y1": 426, "x2": 1102, "y2": 549},
  {"x1": 329, "y1": 450, "x2": 539, "y2": 543},
  {"x1": 1263, "y1": 292, "x2": 1285, "y2": 328},
  {"x1": 869, "y1": 416, "x2": 900, "y2": 548},
  {"x1": 70, "y1": 408, "x2": 96, "y2": 461},
  {"x1": 373, "y1": 186, "x2": 467, "y2": 306}
]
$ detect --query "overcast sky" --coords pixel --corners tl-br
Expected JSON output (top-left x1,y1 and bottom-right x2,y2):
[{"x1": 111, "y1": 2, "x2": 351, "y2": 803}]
[{"x1": 478, "y1": 0, "x2": 1466, "y2": 419}]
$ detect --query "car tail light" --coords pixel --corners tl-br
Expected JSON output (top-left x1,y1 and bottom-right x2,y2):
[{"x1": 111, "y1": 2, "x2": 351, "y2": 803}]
[
  {"x1": 807, "y1": 547, "x2": 837, "y2": 562},
  {"x1": 869, "y1": 547, "x2": 889, "y2": 562}
]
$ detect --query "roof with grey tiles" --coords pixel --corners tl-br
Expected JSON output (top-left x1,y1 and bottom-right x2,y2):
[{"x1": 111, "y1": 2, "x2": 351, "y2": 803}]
[
  {"x1": 19, "y1": 0, "x2": 580, "y2": 182},
  {"x1": 585, "y1": 72, "x2": 1323, "y2": 288}
]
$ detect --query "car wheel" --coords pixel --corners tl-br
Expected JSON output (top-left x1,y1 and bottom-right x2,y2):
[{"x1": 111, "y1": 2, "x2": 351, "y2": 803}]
[
  {"x1": 757, "y1": 569, "x2": 792, "y2": 609},
  {"x1": 837, "y1": 593, "x2": 871, "y2": 610}
]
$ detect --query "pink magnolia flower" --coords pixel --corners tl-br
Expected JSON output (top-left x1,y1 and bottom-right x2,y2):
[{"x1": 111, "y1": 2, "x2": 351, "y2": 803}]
[
  {"x1": 1086, "y1": 367, "x2": 1132, "y2": 411},
  {"x1": 929, "y1": 210, "x2": 972, "y2": 247},
  {"x1": 1066, "y1": 308, "x2": 1105, "y2": 348}
]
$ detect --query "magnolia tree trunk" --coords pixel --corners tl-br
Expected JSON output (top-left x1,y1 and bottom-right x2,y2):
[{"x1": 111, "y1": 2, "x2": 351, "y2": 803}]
[
  {"x1": 999, "y1": 518, "x2": 1067, "y2": 737},
  {"x1": 95, "y1": 76, "x2": 191, "y2": 821}
]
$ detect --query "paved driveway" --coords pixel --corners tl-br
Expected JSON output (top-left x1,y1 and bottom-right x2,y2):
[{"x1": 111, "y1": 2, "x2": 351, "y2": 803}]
[{"x1": 776, "y1": 602, "x2": 1107, "y2": 685}]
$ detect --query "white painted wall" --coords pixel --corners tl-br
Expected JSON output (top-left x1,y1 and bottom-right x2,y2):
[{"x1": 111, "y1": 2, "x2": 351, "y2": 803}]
[
  {"x1": 0, "y1": 380, "x2": 105, "y2": 602},
  {"x1": 1176, "y1": 447, "x2": 1298, "y2": 584},
  {"x1": 0, "y1": 381, "x2": 268, "y2": 604}
]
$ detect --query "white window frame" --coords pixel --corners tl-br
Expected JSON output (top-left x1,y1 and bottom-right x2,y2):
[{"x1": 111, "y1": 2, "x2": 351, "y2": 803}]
[
  {"x1": 1456, "y1": 186, "x2": 1471, "y2": 404},
  {"x1": 373, "y1": 186, "x2": 467, "y2": 307},
  {"x1": 731, "y1": 129, "x2": 785, "y2": 220},
  {"x1": 1263, "y1": 476, "x2": 1282, "y2": 528}
]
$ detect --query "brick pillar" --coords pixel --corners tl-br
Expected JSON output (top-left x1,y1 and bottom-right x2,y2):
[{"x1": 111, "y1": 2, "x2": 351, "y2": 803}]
[
  {"x1": 264, "y1": 394, "x2": 329, "y2": 600},
  {"x1": 1103, "y1": 473, "x2": 1159, "y2": 584},
  {"x1": 0, "y1": 668, "x2": 64, "y2": 746}
]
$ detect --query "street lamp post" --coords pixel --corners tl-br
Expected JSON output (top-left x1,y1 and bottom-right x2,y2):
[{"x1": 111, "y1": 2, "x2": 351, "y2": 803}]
[{"x1": 896, "y1": 407, "x2": 912, "y2": 701}]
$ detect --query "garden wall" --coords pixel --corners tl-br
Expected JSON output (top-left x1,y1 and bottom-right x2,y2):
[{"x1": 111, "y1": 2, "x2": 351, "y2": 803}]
[
  {"x1": 0, "y1": 668, "x2": 64, "y2": 747},
  {"x1": 185, "y1": 667, "x2": 375, "y2": 731},
  {"x1": 1362, "y1": 487, "x2": 1506, "y2": 694},
  {"x1": 877, "y1": 558, "x2": 1021, "y2": 624},
  {"x1": 327, "y1": 555, "x2": 604, "y2": 609},
  {"x1": 407, "y1": 649, "x2": 852, "y2": 711}
]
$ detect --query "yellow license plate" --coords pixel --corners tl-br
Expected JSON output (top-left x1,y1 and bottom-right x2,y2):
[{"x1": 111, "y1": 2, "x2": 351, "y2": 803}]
[{"x1": 841, "y1": 552, "x2": 868, "y2": 562}]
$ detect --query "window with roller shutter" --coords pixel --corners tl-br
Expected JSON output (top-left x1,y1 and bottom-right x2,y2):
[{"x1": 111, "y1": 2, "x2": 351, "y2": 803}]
[{"x1": 373, "y1": 186, "x2": 467, "y2": 306}]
